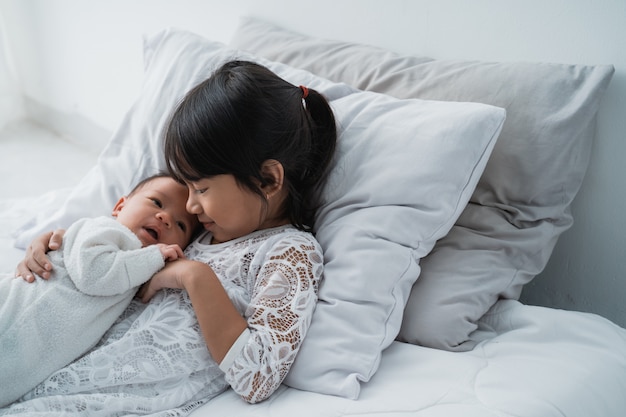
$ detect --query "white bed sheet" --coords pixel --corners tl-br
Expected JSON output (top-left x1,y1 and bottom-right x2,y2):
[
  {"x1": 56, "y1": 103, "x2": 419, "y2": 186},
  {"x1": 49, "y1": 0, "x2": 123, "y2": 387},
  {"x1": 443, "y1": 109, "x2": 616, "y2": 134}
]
[
  {"x1": 191, "y1": 301, "x2": 626, "y2": 417},
  {"x1": 2, "y1": 132, "x2": 626, "y2": 417}
]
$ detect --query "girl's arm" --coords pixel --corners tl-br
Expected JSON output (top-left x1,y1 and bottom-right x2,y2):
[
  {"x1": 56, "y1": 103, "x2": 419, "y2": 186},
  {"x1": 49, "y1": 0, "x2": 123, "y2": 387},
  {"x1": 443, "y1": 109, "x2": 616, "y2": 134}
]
[
  {"x1": 226, "y1": 236, "x2": 322, "y2": 403},
  {"x1": 15, "y1": 229, "x2": 66, "y2": 282},
  {"x1": 139, "y1": 235, "x2": 322, "y2": 403},
  {"x1": 138, "y1": 259, "x2": 248, "y2": 364}
]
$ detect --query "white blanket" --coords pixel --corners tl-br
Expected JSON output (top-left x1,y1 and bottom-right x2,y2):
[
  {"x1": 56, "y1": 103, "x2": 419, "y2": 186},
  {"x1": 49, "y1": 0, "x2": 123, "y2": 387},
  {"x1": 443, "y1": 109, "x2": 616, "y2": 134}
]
[{"x1": 191, "y1": 299, "x2": 626, "y2": 417}]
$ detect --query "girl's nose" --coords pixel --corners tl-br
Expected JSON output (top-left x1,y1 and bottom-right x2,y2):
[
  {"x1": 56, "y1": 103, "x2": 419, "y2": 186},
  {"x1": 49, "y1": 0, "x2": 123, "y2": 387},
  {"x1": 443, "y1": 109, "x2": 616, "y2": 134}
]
[{"x1": 186, "y1": 196, "x2": 200, "y2": 214}]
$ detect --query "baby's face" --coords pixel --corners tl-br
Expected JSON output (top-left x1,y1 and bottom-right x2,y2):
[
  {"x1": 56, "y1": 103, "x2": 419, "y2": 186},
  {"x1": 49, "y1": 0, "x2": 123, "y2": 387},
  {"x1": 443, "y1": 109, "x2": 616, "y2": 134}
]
[{"x1": 112, "y1": 177, "x2": 199, "y2": 248}]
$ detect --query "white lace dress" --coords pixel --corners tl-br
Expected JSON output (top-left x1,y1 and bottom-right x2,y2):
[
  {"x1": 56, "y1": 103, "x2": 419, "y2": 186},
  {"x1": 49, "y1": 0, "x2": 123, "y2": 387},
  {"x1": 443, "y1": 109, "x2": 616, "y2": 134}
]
[{"x1": 0, "y1": 225, "x2": 323, "y2": 416}]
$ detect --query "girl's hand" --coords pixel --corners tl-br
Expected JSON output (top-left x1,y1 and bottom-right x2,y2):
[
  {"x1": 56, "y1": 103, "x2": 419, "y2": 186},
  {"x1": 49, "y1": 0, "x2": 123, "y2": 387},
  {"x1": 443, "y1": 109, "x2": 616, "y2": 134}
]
[
  {"x1": 15, "y1": 229, "x2": 66, "y2": 282},
  {"x1": 156, "y1": 243, "x2": 186, "y2": 262},
  {"x1": 137, "y1": 259, "x2": 208, "y2": 303}
]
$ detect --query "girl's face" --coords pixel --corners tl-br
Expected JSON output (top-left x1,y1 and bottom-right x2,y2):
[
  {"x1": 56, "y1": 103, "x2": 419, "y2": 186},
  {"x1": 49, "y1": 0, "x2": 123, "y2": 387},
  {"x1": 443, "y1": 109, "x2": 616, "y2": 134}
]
[{"x1": 185, "y1": 174, "x2": 284, "y2": 244}]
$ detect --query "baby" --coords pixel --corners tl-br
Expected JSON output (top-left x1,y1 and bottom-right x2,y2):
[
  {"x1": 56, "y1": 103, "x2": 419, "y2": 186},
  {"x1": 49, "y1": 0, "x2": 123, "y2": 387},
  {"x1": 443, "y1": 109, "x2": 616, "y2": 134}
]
[{"x1": 0, "y1": 173, "x2": 199, "y2": 407}]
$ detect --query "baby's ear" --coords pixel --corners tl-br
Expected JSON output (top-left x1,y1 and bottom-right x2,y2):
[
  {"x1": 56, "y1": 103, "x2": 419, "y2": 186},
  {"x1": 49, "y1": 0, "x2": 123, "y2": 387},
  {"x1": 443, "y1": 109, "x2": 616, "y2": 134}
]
[
  {"x1": 111, "y1": 196, "x2": 127, "y2": 217},
  {"x1": 260, "y1": 159, "x2": 285, "y2": 196}
]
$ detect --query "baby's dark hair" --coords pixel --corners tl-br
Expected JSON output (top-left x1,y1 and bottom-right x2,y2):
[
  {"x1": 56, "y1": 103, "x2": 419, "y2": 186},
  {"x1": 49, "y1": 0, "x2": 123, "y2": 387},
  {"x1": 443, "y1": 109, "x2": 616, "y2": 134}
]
[
  {"x1": 164, "y1": 60, "x2": 337, "y2": 231},
  {"x1": 128, "y1": 172, "x2": 172, "y2": 196}
]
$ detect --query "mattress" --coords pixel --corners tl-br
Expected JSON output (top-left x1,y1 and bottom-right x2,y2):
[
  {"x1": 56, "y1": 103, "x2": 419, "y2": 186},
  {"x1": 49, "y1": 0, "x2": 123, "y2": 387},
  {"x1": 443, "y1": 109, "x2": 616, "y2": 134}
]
[{"x1": 190, "y1": 305, "x2": 626, "y2": 417}]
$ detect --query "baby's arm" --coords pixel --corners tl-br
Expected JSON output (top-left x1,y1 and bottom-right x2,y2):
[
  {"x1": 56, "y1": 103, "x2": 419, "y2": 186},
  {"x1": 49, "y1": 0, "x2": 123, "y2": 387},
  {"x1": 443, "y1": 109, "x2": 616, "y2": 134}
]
[{"x1": 64, "y1": 218, "x2": 165, "y2": 296}]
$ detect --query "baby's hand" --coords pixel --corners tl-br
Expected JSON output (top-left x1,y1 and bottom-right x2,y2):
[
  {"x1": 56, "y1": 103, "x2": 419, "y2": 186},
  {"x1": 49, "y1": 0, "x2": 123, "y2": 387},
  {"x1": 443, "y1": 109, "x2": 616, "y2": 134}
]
[{"x1": 156, "y1": 243, "x2": 186, "y2": 262}]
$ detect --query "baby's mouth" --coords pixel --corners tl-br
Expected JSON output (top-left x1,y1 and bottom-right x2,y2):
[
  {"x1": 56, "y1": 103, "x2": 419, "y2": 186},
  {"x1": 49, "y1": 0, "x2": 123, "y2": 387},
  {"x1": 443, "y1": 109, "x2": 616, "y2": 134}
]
[{"x1": 144, "y1": 227, "x2": 159, "y2": 241}]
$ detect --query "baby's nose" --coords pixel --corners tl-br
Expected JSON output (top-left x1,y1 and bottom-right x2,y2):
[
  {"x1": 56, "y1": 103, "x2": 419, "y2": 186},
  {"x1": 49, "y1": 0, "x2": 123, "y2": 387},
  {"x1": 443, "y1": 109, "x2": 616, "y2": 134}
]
[{"x1": 157, "y1": 212, "x2": 172, "y2": 227}]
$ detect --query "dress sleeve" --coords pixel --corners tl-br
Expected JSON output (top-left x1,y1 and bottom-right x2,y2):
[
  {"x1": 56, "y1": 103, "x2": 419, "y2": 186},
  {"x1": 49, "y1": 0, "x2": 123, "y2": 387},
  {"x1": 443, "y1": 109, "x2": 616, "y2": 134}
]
[{"x1": 223, "y1": 233, "x2": 323, "y2": 403}]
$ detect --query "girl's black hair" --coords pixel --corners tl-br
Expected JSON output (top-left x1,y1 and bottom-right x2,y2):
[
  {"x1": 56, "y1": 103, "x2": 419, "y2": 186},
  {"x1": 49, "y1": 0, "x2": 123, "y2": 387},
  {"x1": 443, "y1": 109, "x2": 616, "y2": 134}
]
[{"x1": 164, "y1": 60, "x2": 337, "y2": 231}]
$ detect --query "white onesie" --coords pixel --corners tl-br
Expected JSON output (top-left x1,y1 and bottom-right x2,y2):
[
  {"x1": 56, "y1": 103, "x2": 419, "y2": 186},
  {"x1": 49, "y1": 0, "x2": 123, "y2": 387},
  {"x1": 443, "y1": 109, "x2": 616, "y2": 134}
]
[{"x1": 0, "y1": 216, "x2": 164, "y2": 407}]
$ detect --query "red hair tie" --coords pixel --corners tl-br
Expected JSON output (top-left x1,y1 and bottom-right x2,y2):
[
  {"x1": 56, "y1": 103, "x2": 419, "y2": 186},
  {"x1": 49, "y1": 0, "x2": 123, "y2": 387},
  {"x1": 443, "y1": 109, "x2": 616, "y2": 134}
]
[{"x1": 299, "y1": 85, "x2": 309, "y2": 99}]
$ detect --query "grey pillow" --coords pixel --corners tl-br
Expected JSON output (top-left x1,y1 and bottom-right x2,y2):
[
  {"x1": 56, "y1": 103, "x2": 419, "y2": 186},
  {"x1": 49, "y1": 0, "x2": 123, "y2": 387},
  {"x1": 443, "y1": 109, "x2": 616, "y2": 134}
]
[{"x1": 230, "y1": 17, "x2": 614, "y2": 351}]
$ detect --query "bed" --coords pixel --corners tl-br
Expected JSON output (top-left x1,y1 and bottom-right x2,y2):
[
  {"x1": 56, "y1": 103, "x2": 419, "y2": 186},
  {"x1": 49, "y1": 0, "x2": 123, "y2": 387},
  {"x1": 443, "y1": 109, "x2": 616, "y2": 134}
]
[{"x1": 1, "y1": 15, "x2": 626, "y2": 417}]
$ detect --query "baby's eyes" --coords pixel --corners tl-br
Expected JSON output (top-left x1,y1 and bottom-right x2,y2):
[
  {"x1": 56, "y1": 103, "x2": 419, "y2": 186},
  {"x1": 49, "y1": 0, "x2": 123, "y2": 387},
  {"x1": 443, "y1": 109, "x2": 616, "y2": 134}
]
[{"x1": 150, "y1": 197, "x2": 187, "y2": 233}]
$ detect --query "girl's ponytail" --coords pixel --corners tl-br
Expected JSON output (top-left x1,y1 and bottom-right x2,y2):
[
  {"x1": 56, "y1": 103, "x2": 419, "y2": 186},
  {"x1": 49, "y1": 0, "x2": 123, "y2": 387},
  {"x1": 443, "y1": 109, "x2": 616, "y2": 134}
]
[{"x1": 296, "y1": 86, "x2": 337, "y2": 228}]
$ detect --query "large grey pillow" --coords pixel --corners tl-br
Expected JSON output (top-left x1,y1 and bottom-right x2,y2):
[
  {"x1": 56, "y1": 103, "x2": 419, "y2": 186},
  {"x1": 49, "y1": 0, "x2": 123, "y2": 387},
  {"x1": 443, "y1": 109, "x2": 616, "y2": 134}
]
[{"x1": 230, "y1": 17, "x2": 615, "y2": 351}]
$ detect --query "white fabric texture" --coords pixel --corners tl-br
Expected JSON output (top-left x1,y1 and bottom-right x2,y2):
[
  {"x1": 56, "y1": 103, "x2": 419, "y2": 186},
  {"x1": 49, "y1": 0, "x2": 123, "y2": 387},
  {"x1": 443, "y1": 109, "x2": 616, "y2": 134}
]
[
  {"x1": 0, "y1": 216, "x2": 163, "y2": 407},
  {"x1": 1, "y1": 225, "x2": 323, "y2": 415},
  {"x1": 10, "y1": 28, "x2": 506, "y2": 400},
  {"x1": 188, "y1": 300, "x2": 626, "y2": 417},
  {"x1": 218, "y1": 328, "x2": 251, "y2": 373},
  {"x1": 229, "y1": 16, "x2": 616, "y2": 352}
]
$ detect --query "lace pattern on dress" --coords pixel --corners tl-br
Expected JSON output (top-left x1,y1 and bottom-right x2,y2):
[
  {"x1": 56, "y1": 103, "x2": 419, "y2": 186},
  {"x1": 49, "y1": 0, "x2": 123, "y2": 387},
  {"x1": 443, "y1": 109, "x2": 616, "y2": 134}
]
[{"x1": 186, "y1": 226, "x2": 323, "y2": 403}]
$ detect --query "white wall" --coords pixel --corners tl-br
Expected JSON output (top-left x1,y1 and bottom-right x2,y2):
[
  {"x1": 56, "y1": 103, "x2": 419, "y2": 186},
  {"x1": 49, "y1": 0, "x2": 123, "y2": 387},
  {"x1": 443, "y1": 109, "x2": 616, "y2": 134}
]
[
  {"x1": 0, "y1": 8, "x2": 22, "y2": 129},
  {"x1": 1, "y1": 0, "x2": 625, "y2": 326}
]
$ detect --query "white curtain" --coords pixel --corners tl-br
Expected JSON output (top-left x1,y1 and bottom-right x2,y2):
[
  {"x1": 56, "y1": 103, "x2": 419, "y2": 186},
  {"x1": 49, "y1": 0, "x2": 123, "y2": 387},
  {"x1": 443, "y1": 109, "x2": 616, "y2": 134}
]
[{"x1": 0, "y1": 9, "x2": 23, "y2": 130}]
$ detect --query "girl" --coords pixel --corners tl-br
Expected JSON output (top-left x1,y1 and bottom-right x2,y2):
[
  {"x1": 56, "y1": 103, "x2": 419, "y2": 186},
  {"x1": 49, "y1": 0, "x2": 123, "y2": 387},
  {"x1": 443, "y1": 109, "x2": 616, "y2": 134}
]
[{"x1": 7, "y1": 60, "x2": 337, "y2": 415}]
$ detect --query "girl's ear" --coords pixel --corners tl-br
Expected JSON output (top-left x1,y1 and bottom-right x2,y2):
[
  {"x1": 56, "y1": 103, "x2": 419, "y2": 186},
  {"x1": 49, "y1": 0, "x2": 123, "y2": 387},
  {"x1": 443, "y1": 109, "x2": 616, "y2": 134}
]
[
  {"x1": 260, "y1": 159, "x2": 285, "y2": 198},
  {"x1": 111, "y1": 196, "x2": 127, "y2": 217}
]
